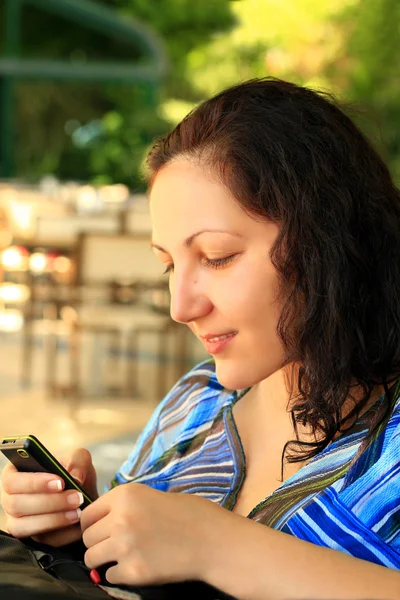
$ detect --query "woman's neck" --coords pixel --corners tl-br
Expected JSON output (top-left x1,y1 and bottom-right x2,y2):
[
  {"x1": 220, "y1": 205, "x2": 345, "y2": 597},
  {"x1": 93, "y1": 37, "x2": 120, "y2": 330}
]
[{"x1": 249, "y1": 365, "x2": 387, "y2": 439}]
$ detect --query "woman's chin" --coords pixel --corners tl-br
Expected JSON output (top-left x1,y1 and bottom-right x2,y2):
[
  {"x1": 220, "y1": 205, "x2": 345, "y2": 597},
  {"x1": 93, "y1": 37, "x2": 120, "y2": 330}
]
[{"x1": 213, "y1": 363, "x2": 253, "y2": 392}]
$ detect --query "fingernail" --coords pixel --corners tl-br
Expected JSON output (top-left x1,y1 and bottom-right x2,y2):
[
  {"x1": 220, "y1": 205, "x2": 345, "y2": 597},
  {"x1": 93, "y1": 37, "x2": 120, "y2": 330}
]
[
  {"x1": 70, "y1": 469, "x2": 84, "y2": 484},
  {"x1": 67, "y1": 491, "x2": 84, "y2": 507},
  {"x1": 65, "y1": 508, "x2": 81, "y2": 522},
  {"x1": 48, "y1": 480, "x2": 63, "y2": 491}
]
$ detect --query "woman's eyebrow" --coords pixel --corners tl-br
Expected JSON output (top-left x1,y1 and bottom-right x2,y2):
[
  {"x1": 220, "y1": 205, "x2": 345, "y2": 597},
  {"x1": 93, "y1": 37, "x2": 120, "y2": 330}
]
[{"x1": 150, "y1": 229, "x2": 243, "y2": 253}]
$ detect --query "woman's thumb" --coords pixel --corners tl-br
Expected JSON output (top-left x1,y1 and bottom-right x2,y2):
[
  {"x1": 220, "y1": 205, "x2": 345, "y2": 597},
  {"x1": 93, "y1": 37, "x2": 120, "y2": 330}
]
[{"x1": 64, "y1": 448, "x2": 93, "y2": 484}]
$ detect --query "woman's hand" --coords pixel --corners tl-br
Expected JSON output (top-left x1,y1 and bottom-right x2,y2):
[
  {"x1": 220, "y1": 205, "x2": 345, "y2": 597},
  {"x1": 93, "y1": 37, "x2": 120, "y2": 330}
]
[
  {"x1": 0, "y1": 447, "x2": 99, "y2": 547},
  {"x1": 81, "y1": 483, "x2": 234, "y2": 586}
]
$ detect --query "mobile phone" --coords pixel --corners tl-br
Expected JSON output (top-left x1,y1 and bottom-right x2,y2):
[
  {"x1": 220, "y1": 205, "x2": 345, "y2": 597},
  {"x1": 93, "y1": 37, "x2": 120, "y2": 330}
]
[{"x1": 0, "y1": 434, "x2": 93, "y2": 508}]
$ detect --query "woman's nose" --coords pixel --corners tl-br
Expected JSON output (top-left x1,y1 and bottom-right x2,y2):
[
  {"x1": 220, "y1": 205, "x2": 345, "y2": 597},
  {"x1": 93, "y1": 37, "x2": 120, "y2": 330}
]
[{"x1": 169, "y1": 275, "x2": 212, "y2": 325}]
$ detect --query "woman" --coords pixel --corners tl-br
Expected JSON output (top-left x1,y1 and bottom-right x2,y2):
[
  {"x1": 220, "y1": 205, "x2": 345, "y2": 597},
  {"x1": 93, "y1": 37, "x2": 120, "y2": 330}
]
[{"x1": 1, "y1": 77, "x2": 400, "y2": 599}]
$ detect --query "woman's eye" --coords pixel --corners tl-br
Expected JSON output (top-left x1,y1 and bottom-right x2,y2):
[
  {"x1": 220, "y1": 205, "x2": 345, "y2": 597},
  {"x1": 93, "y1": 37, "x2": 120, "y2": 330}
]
[
  {"x1": 203, "y1": 255, "x2": 237, "y2": 269},
  {"x1": 163, "y1": 264, "x2": 173, "y2": 275},
  {"x1": 162, "y1": 254, "x2": 236, "y2": 275}
]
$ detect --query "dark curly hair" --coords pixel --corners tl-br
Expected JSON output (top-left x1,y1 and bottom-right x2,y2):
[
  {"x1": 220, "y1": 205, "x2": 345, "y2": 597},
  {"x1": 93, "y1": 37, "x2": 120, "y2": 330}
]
[{"x1": 145, "y1": 77, "x2": 400, "y2": 467}]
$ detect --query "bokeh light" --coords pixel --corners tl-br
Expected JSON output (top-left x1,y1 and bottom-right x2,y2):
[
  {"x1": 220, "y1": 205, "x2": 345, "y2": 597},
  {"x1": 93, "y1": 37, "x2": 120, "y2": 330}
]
[
  {"x1": 29, "y1": 252, "x2": 47, "y2": 273},
  {"x1": 1, "y1": 246, "x2": 28, "y2": 270}
]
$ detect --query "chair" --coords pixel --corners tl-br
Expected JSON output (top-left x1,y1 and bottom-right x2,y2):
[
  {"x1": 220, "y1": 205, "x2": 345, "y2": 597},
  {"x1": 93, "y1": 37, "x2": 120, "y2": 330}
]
[
  {"x1": 19, "y1": 273, "x2": 78, "y2": 393},
  {"x1": 47, "y1": 232, "x2": 191, "y2": 407}
]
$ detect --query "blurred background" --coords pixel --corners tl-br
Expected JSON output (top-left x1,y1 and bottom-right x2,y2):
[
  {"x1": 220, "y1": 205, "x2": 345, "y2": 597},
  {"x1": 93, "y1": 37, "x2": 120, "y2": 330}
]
[{"x1": 0, "y1": 0, "x2": 399, "y2": 518}]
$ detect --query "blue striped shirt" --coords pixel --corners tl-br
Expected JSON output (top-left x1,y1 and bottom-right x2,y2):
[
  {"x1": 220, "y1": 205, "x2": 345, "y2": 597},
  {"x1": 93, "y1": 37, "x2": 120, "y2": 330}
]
[{"x1": 111, "y1": 358, "x2": 400, "y2": 569}]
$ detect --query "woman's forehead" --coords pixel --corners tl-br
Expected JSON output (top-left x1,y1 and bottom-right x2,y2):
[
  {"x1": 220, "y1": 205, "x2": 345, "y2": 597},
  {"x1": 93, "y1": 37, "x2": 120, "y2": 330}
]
[
  {"x1": 149, "y1": 160, "x2": 248, "y2": 221},
  {"x1": 149, "y1": 159, "x2": 281, "y2": 248}
]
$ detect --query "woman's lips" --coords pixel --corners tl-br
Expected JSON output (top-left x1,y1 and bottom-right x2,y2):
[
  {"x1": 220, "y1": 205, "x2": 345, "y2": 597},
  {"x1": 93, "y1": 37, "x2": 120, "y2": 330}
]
[{"x1": 203, "y1": 332, "x2": 237, "y2": 354}]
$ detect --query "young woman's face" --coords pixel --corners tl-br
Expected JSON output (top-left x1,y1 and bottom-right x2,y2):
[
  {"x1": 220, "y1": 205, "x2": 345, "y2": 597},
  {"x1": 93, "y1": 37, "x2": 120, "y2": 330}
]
[{"x1": 149, "y1": 158, "x2": 287, "y2": 391}]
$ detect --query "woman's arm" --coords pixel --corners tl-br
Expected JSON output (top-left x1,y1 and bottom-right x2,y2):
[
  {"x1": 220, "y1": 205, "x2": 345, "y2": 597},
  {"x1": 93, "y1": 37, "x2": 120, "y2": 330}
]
[
  {"x1": 79, "y1": 481, "x2": 399, "y2": 597},
  {"x1": 203, "y1": 516, "x2": 400, "y2": 600}
]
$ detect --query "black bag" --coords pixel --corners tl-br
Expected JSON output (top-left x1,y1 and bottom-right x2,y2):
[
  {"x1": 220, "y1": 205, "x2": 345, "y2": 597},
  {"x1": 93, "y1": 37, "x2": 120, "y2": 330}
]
[{"x1": 0, "y1": 530, "x2": 236, "y2": 599}]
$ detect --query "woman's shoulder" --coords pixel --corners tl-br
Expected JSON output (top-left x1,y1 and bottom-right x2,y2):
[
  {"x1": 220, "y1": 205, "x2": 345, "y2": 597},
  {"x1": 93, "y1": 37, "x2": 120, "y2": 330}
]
[
  {"x1": 156, "y1": 357, "x2": 236, "y2": 439},
  {"x1": 111, "y1": 358, "x2": 237, "y2": 486}
]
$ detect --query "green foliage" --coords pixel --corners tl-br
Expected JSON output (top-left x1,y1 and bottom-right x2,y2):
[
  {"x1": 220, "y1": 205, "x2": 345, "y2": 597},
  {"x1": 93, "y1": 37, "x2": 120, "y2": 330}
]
[
  {"x1": 4, "y1": 0, "x2": 400, "y2": 187},
  {"x1": 331, "y1": 0, "x2": 400, "y2": 183},
  {"x1": 5, "y1": 0, "x2": 235, "y2": 186},
  {"x1": 89, "y1": 105, "x2": 168, "y2": 189}
]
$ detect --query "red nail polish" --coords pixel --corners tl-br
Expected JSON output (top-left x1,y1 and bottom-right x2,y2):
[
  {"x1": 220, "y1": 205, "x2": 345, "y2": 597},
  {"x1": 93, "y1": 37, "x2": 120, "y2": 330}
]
[{"x1": 90, "y1": 569, "x2": 101, "y2": 585}]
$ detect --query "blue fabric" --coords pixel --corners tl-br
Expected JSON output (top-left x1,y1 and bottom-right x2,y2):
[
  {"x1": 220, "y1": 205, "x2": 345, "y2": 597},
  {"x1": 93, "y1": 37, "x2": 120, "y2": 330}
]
[{"x1": 110, "y1": 358, "x2": 400, "y2": 569}]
